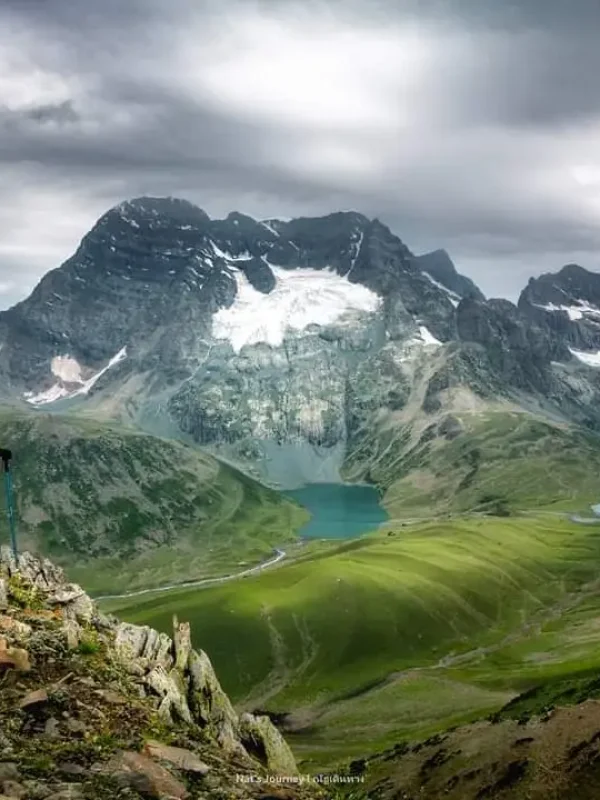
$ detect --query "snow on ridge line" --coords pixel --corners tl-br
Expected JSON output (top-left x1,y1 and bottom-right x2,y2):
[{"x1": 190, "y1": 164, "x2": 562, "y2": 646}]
[
  {"x1": 417, "y1": 326, "x2": 442, "y2": 346},
  {"x1": 213, "y1": 266, "x2": 381, "y2": 353},
  {"x1": 570, "y1": 347, "x2": 600, "y2": 367},
  {"x1": 260, "y1": 220, "x2": 280, "y2": 238},
  {"x1": 422, "y1": 272, "x2": 460, "y2": 308},
  {"x1": 534, "y1": 300, "x2": 600, "y2": 321},
  {"x1": 25, "y1": 346, "x2": 128, "y2": 406},
  {"x1": 211, "y1": 241, "x2": 253, "y2": 262}
]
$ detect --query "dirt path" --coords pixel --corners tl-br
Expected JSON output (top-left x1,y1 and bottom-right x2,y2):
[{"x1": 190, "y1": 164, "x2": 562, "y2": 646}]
[{"x1": 96, "y1": 548, "x2": 287, "y2": 601}]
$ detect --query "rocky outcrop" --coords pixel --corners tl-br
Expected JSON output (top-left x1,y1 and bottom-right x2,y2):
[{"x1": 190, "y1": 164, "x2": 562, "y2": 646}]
[
  {"x1": 0, "y1": 548, "x2": 317, "y2": 800},
  {"x1": 518, "y1": 263, "x2": 600, "y2": 351},
  {"x1": 413, "y1": 249, "x2": 485, "y2": 301}
]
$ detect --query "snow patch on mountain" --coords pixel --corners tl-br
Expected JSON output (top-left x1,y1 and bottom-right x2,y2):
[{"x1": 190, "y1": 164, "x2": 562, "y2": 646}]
[
  {"x1": 570, "y1": 347, "x2": 600, "y2": 367},
  {"x1": 533, "y1": 301, "x2": 600, "y2": 321},
  {"x1": 51, "y1": 355, "x2": 84, "y2": 384},
  {"x1": 390, "y1": 326, "x2": 443, "y2": 367},
  {"x1": 417, "y1": 326, "x2": 442, "y2": 346},
  {"x1": 213, "y1": 266, "x2": 380, "y2": 353},
  {"x1": 25, "y1": 347, "x2": 128, "y2": 406},
  {"x1": 422, "y1": 272, "x2": 461, "y2": 308},
  {"x1": 260, "y1": 220, "x2": 281, "y2": 237},
  {"x1": 211, "y1": 242, "x2": 253, "y2": 262}
]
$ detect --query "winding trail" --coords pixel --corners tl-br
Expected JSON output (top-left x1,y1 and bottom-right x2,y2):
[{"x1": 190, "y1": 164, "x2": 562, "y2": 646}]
[{"x1": 96, "y1": 548, "x2": 287, "y2": 602}]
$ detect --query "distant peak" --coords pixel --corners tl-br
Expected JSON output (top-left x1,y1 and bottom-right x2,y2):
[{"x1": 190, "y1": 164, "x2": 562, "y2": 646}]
[{"x1": 558, "y1": 263, "x2": 590, "y2": 277}]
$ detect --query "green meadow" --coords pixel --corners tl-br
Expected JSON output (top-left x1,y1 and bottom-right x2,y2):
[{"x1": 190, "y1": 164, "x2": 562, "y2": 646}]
[{"x1": 108, "y1": 514, "x2": 600, "y2": 768}]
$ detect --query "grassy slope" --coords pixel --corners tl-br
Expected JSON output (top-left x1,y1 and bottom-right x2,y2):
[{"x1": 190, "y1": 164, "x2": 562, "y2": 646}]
[
  {"x1": 113, "y1": 515, "x2": 600, "y2": 768},
  {"x1": 376, "y1": 411, "x2": 600, "y2": 519},
  {"x1": 0, "y1": 408, "x2": 307, "y2": 594}
]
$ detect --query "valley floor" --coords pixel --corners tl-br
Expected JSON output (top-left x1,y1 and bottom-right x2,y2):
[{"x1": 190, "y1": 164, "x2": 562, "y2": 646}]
[{"x1": 104, "y1": 513, "x2": 600, "y2": 775}]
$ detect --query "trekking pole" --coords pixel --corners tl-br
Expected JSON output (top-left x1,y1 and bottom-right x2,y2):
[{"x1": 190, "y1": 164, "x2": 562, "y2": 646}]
[{"x1": 0, "y1": 449, "x2": 17, "y2": 563}]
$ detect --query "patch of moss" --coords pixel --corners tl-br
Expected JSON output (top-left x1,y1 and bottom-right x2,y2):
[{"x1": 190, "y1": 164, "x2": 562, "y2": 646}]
[{"x1": 7, "y1": 574, "x2": 44, "y2": 610}]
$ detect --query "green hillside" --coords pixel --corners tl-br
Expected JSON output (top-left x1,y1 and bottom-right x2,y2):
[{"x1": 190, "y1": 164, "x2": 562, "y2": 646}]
[
  {"x1": 0, "y1": 408, "x2": 306, "y2": 594},
  {"x1": 347, "y1": 410, "x2": 600, "y2": 519},
  {"x1": 112, "y1": 515, "x2": 600, "y2": 768}
]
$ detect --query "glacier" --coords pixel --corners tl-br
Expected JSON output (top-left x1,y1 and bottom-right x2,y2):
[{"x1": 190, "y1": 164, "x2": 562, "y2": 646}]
[{"x1": 212, "y1": 265, "x2": 381, "y2": 353}]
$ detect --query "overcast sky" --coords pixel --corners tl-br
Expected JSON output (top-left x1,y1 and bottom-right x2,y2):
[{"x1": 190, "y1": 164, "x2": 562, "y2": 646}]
[{"x1": 1, "y1": 0, "x2": 599, "y2": 308}]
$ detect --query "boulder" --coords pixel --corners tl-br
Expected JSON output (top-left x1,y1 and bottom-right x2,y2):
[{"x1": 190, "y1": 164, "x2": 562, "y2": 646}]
[
  {"x1": 47, "y1": 587, "x2": 95, "y2": 623},
  {"x1": 1, "y1": 780, "x2": 26, "y2": 798},
  {"x1": 144, "y1": 665, "x2": 192, "y2": 725},
  {"x1": 239, "y1": 713, "x2": 299, "y2": 777},
  {"x1": 101, "y1": 750, "x2": 190, "y2": 799},
  {"x1": 0, "y1": 638, "x2": 30, "y2": 673},
  {"x1": 187, "y1": 650, "x2": 239, "y2": 746},
  {"x1": 0, "y1": 616, "x2": 32, "y2": 638},
  {"x1": 144, "y1": 740, "x2": 209, "y2": 775},
  {"x1": 173, "y1": 616, "x2": 191, "y2": 673},
  {"x1": 19, "y1": 688, "x2": 49, "y2": 710},
  {"x1": 141, "y1": 628, "x2": 174, "y2": 669},
  {"x1": 114, "y1": 623, "x2": 151, "y2": 660}
]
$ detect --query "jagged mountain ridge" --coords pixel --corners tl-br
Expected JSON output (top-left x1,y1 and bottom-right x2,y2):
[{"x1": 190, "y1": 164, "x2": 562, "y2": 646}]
[
  {"x1": 0, "y1": 196, "x2": 462, "y2": 391},
  {"x1": 1, "y1": 196, "x2": 600, "y2": 489}
]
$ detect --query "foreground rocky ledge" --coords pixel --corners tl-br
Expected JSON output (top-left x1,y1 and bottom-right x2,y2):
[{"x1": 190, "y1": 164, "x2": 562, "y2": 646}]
[{"x1": 0, "y1": 547, "x2": 323, "y2": 800}]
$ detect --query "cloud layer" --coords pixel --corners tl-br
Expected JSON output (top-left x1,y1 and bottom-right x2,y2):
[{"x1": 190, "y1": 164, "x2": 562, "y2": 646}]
[{"x1": 1, "y1": 0, "x2": 600, "y2": 306}]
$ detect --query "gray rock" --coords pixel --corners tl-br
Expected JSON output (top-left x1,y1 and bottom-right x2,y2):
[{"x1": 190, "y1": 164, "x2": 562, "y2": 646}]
[
  {"x1": 141, "y1": 628, "x2": 174, "y2": 669},
  {"x1": 172, "y1": 616, "x2": 191, "y2": 673},
  {"x1": 61, "y1": 620, "x2": 79, "y2": 650},
  {"x1": 114, "y1": 623, "x2": 150, "y2": 660},
  {"x1": 47, "y1": 587, "x2": 95, "y2": 623},
  {"x1": 144, "y1": 740, "x2": 209, "y2": 775},
  {"x1": 0, "y1": 580, "x2": 7, "y2": 611},
  {"x1": 101, "y1": 750, "x2": 189, "y2": 799},
  {"x1": 144, "y1": 665, "x2": 192, "y2": 724},
  {"x1": 1, "y1": 780, "x2": 27, "y2": 798},
  {"x1": 44, "y1": 717, "x2": 61, "y2": 739},
  {"x1": 239, "y1": 712, "x2": 299, "y2": 776},
  {"x1": 0, "y1": 764, "x2": 20, "y2": 783}
]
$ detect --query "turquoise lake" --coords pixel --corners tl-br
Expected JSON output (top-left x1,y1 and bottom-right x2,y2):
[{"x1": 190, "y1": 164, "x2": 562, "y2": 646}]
[{"x1": 285, "y1": 483, "x2": 388, "y2": 539}]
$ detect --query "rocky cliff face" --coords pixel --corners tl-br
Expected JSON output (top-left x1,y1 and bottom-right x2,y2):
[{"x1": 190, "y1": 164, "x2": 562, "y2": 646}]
[
  {"x1": 0, "y1": 547, "x2": 320, "y2": 799},
  {"x1": 412, "y1": 248, "x2": 485, "y2": 302}
]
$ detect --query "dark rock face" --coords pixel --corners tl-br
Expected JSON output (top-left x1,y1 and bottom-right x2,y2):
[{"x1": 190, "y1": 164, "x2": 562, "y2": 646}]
[
  {"x1": 238, "y1": 257, "x2": 276, "y2": 294},
  {"x1": 518, "y1": 263, "x2": 600, "y2": 350},
  {"x1": 456, "y1": 297, "x2": 570, "y2": 392},
  {"x1": 413, "y1": 249, "x2": 485, "y2": 301}
]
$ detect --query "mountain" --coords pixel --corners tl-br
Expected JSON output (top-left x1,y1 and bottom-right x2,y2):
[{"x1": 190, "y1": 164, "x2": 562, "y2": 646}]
[
  {"x1": 1, "y1": 198, "x2": 600, "y2": 496},
  {"x1": 0, "y1": 547, "x2": 320, "y2": 800},
  {"x1": 0, "y1": 409, "x2": 305, "y2": 594},
  {"x1": 0, "y1": 197, "x2": 465, "y2": 487}
]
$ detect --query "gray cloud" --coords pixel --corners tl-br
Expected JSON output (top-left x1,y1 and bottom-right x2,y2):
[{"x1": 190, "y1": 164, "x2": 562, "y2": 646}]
[{"x1": 1, "y1": 0, "x2": 600, "y2": 308}]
